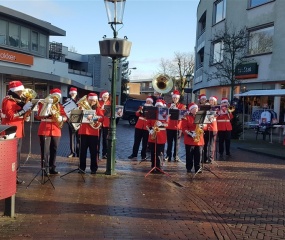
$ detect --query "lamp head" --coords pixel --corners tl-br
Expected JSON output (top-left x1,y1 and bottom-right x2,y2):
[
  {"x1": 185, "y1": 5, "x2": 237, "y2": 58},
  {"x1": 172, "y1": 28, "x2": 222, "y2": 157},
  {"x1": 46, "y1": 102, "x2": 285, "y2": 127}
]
[{"x1": 104, "y1": 0, "x2": 126, "y2": 25}]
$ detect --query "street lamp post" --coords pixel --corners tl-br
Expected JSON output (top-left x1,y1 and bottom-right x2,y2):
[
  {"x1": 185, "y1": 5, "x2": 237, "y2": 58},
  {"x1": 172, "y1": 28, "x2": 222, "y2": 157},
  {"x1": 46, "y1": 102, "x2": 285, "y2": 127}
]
[
  {"x1": 185, "y1": 73, "x2": 194, "y2": 104},
  {"x1": 99, "y1": 0, "x2": 132, "y2": 175}
]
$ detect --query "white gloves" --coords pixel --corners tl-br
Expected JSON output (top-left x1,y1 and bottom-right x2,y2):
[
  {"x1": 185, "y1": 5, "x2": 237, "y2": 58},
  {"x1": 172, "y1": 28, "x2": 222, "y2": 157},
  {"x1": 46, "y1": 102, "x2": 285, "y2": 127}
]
[
  {"x1": 187, "y1": 131, "x2": 196, "y2": 138},
  {"x1": 149, "y1": 129, "x2": 154, "y2": 135},
  {"x1": 57, "y1": 116, "x2": 63, "y2": 122},
  {"x1": 156, "y1": 121, "x2": 163, "y2": 127},
  {"x1": 23, "y1": 101, "x2": 33, "y2": 112}
]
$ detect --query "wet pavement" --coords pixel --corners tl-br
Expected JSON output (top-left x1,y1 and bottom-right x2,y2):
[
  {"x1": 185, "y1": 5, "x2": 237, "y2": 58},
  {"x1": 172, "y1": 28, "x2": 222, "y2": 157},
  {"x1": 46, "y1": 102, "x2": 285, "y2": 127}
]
[{"x1": 0, "y1": 120, "x2": 285, "y2": 239}]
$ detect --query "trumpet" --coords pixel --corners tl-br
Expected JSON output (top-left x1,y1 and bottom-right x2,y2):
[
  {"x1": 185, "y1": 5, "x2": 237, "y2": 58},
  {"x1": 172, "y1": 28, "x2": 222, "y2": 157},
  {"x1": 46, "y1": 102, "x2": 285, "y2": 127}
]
[{"x1": 228, "y1": 105, "x2": 235, "y2": 113}]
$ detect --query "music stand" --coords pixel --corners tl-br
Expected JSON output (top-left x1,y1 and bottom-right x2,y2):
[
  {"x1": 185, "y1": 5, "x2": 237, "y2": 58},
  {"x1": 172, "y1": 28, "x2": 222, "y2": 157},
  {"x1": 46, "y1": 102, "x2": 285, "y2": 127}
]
[
  {"x1": 60, "y1": 110, "x2": 85, "y2": 182},
  {"x1": 144, "y1": 107, "x2": 170, "y2": 177},
  {"x1": 192, "y1": 110, "x2": 220, "y2": 179}
]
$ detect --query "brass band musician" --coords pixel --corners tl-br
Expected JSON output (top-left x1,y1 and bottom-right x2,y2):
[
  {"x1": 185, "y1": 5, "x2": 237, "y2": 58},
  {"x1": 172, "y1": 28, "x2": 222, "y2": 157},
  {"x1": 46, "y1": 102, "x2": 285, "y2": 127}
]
[
  {"x1": 1, "y1": 80, "x2": 33, "y2": 184},
  {"x1": 37, "y1": 88, "x2": 67, "y2": 175},
  {"x1": 182, "y1": 103, "x2": 204, "y2": 174}
]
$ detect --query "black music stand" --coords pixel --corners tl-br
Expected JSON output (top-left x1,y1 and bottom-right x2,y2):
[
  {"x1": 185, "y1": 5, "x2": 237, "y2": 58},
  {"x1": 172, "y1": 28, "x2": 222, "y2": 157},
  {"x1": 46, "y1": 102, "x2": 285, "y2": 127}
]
[
  {"x1": 144, "y1": 107, "x2": 170, "y2": 177},
  {"x1": 60, "y1": 110, "x2": 85, "y2": 182},
  {"x1": 192, "y1": 110, "x2": 219, "y2": 179}
]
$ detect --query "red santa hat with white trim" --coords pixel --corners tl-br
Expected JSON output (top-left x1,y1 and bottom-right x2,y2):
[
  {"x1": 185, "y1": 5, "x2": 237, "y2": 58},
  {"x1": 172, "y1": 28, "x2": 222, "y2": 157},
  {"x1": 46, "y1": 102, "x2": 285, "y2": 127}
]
[
  {"x1": 155, "y1": 99, "x2": 166, "y2": 107},
  {"x1": 9, "y1": 80, "x2": 24, "y2": 92},
  {"x1": 171, "y1": 90, "x2": 180, "y2": 99},
  {"x1": 198, "y1": 94, "x2": 207, "y2": 100},
  {"x1": 188, "y1": 102, "x2": 198, "y2": 111},
  {"x1": 146, "y1": 96, "x2": 153, "y2": 103},
  {"x1": 221, "y1": 97, "x2": 229, "y2": 104},
  {"x1": 87, "y1": 93, "x2": 98, "y2": 101},
  {"x1": 100, "y1": 91, "x2": 109, "y2": 100},
  {"x1": 69, "y1": 87, "x2": 77, "y2": 95},
  {"x1": 50, "y1": 88, "x2": 62, "y2": 98},
  {"x1": 209, "y1": 96, "x2": 218, "y2": 102}
]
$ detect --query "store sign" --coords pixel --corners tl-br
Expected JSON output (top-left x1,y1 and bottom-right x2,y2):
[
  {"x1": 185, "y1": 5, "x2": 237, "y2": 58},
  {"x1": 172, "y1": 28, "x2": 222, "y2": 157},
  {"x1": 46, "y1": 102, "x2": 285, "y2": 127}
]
[
  {"x1": 0, "y1": 48, "x2": 33, "y2": 66},
  {"x1": 235, "y1": 63, "x2": 258, "y2": 79}
]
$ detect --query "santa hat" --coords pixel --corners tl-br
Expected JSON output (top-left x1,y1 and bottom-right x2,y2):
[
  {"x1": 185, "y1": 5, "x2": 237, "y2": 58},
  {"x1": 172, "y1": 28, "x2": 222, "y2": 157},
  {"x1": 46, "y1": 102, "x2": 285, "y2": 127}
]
[
  {"x1": 69, "y1": 87, "x2": 77, "y2": 95},
  {"x1": 9, "y1": 80, "x2": 24, "y2": 92},
  {"x1": 50, "y1": 88, "x2": 62, "y2": 98},
  {"x1": 87, "y1": 93, "x2": 98, "y2": 101},
  {"x1": 198, "y1": 94, "x2": 207, "y2": 100},
  {"x1": 171, "y1": 90, "x2": 180, "y2": 98},
  {"x1": 209, "y1": 96, "x2": 218, "y2": 102},
  {"x1": 146, "y1": 96, "x2": 153, "y2": 103},
  {"x1": 188, "y1": 102, "x2": 198, "y2": 111},
  {"x1": 155, "y1": 99, "x2": 166, "y2": 107},
  {"x1": 221, "y1": 98, "x2": 229, "y2": 104},
  {"x1": 100, "y1": 91, "x2": 109, "y2": 99}
]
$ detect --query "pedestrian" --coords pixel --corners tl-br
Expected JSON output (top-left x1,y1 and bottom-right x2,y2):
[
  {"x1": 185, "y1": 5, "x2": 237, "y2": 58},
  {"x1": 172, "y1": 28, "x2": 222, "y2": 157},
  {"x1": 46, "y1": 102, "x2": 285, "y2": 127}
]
[
  {"x1": 146, "y1": 99, "x2": 168, "y2": 172},
  {"x1": 128, "y1": 96, "x2": 153, "y2": 160},
  {"x1": 1, "y1": 80, "x2": 33, "y2": 184},
  {"x1": 203, "y1": 96, "x2": 218, "y2": 163},
  {"x1": 216, "y1": 98, "x2": 233, "y2": 160},
  {"x1": 78, "y1": 93, "x2": 104, "y2": 174},
  {"x1": 98, "y1": 90, "x2": 111, "y2": 159},
  {"x1": 37, "y1": 88, "x2": 67, "y2": 175},
  {"x1": 66, "y1": 87, "x2": 79, "y2": 158},
  {"x1": 165, "y1": 90, "x2": 186, "y2": 162},
  {"x1": 182, "y1": 102, "x2": 204, "y2": 174}
]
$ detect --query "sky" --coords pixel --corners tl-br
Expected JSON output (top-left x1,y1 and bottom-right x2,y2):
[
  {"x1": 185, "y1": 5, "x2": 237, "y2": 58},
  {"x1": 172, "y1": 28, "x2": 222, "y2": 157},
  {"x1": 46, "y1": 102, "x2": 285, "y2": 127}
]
[{"x1": 1, "y1": 0, "x2": 199, "y2": 79}]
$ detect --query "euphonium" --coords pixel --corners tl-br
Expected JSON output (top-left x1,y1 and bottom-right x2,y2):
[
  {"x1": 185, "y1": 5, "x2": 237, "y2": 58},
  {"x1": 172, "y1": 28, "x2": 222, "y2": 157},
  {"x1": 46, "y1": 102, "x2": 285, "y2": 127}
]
[
  {"x1": 21, "y1": 88, "x2": 37, "y2": 120},
  {"x1": 50, "y1": 93, "x2": 64, "y2": 128},
  {"x1": 193, "y1": 124, "x2": 204, "y2": 143},
  {"x1": 76, "y1": 95, "x2": 101, "y2": 129}
]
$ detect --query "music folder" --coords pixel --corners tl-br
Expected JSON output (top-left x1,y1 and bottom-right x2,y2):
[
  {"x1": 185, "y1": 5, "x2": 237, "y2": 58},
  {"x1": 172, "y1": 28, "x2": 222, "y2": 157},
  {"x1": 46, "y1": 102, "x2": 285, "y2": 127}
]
[
  {"x1": 194, "y1": 110, "x2": 207, "y2": 124},
  {"x1": 69, "y1": 109, "x2": 83, "y2": 123}
]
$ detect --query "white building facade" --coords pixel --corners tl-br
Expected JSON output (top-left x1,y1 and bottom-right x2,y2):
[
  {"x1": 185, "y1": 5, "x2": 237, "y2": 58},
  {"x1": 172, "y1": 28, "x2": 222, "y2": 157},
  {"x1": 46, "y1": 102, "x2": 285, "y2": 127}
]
[{"x1": 194, "y1": 0, "x2": 285, "y2": 122}]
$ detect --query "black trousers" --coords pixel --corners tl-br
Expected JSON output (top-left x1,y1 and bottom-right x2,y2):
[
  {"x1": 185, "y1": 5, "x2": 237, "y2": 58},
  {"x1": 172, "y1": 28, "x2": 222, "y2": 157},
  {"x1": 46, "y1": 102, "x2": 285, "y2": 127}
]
[
  {"x1": 39, "y1": 135, "x2": 60, "y2": 170},
  {"x1": 68, "y1": 124, "x2": 79, "y2": 156},
  {"x1": 218, "y1": 130, "x2": 231, "y2": 155},
  {"x1": 149, "y1": 142, "x2": 165, "y2": 169},
  {"x1": 99, "y1": 127, "x2": 108, "y2": 157},
  {"x1": 131, "y1": 128, "x2": 149, "y2": 158},
  {"x1": 185, "y1": 145, "x2": 202, "y2": 172},
  {"x1": 203, "y1": 130, "x2": 217, "y2": 162},
  {"x1": 166, "y1": 129, "x2": 181, "y2": 160},
  {"x1": 79, "y1": 135, "x2": 99, "y2": 172}
]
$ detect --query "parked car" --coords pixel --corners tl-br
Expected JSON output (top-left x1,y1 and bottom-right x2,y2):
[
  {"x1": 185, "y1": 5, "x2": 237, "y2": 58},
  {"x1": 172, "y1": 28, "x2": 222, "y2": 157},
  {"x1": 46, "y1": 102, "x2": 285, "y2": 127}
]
[{"x1": 122, "y1": 99, "x2": 146, "y2": 125}]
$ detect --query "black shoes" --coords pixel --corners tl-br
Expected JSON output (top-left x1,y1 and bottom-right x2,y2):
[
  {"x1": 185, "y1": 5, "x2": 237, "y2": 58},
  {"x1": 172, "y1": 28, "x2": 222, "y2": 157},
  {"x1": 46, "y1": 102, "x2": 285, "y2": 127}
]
[
  {"x1": 49, "y1": 169, "x2": 60, "y2": 175},
  {"x1": 67, "y1": 153, "x2": 76, "y2": 158},
  {"x1": 78, "y1": 169, "x2": 86, "y2": 174},
  {"x1": 16, "y1": 178, "x2": 25, "y2": 184},
  {"x1": 102, "y1": 155, "x2": 107, "y2": 159},
  {"x1": 91, "y1": 171, "x2": 97, "y2": 174},
  {"x1": 128, "y1": 154, "x2": 137, "y2": 159}
]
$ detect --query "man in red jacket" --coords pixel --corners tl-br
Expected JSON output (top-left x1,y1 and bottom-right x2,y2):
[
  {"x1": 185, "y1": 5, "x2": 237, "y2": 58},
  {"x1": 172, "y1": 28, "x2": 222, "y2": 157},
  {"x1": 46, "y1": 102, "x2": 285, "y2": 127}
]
[
  {"x1": 182, "y1": 102, "x2": 204, "y2": 174},
  {"x1": 216, "y1": 98, "x2": 233, "y2": 160},
  {"x1": 37, "y1": 88, "x2": 67, "y2": 175},
  {"x1": 1, "y1": 80, "x2": 33, "y2": 184}
]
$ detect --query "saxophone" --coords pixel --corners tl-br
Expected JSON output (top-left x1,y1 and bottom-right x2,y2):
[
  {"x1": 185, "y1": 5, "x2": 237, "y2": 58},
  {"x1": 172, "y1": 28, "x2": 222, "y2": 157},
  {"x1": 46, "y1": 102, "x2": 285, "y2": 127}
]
[
  {"x1": 193, "y1": 124, "x2": 204, "y2": 143},
  {"x1": 150, "y1": 121, "x2": 161, "y2": 140}
]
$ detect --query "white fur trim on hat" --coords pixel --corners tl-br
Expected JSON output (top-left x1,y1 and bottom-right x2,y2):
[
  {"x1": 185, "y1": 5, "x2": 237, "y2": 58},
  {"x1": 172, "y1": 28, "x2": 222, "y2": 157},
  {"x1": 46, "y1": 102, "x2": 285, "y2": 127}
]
[
  {"x1": 146, "y1": 97, "x2": 153, "y2": 103},
  {"x1": 189, "y1": 104, "x2": 198, "y2": 111},
  {"x1": 209, "y1": 96, "x2": 217, "y2": 102},
  {"x1": 69, "y1": 90, "x2": 77, "y2": 94},
  {"x1": 221, "y1": 99, "x2": 229, "y2": 104},
  {"x1": 88, "y1": 95, "x2": 98, "y2": 100},
  {"x1": 10, "y1": 85, "x2": 24, "y2": 92},
  {"x1": 102, "y1": 92, "x2": 109, "y2": 98}
]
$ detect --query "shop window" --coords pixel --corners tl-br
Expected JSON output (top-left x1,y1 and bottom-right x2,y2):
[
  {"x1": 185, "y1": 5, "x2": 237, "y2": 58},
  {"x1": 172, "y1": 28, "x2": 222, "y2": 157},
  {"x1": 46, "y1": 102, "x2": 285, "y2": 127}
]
[
  {"x1": 0, "y1": 20, "x2": 7, "y2": 45},
  {"x1": 20, "y1": 26, "x2": 29, "y2": 50},
  {"x1": 8, "y1": 22, "x2": 19, "y2": 47}
]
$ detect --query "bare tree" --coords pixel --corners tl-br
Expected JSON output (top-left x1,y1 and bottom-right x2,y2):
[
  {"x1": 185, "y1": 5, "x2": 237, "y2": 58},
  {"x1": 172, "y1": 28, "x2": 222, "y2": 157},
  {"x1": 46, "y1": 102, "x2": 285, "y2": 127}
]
[
  {"x1": 207, "y1": 25, "x2": 249, "y2": 100},
  {"x1": 69, "y1": 45, "x2": 78, "y2": 53},
  {"x1": 157, "y1": 52, "x2": 194, "y2": 99}
]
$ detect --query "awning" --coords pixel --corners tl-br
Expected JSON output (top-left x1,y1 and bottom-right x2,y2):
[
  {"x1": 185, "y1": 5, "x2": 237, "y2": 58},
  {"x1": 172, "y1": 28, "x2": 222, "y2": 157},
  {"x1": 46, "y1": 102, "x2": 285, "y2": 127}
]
[{"x1": 234, "y1": 89, "x2": 285, "y2": 97}]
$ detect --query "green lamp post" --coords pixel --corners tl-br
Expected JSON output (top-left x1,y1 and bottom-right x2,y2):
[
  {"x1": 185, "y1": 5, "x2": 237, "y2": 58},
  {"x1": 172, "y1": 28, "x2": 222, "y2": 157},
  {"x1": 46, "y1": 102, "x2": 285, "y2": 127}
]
[{"x1": 99, "y1": 0, "x2": 132, "y2": 175}]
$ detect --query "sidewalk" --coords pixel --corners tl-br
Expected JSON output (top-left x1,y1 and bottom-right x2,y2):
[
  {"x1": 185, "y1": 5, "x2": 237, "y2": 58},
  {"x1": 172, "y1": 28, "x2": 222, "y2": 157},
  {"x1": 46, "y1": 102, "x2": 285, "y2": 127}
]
[{"x1": 0, "y1": 120, "x2": 285, "y2": 240}]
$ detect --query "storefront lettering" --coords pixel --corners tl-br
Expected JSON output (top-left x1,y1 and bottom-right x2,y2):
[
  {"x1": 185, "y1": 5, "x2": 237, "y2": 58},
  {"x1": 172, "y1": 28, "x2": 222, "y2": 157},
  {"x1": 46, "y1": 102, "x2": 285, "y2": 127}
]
[{"x1": 0, "y1": 52, "x2": 16, "y2": 61}]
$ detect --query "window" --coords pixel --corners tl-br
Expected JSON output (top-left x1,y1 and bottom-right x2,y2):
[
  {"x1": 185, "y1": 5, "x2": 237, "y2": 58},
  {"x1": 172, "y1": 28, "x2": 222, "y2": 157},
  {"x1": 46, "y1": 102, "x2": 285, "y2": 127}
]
[
  {"x1": 213, "y1": 41, "x2": 224, "y2": 63},
  {"x1": 0, "y1": 20, "x2": 7, "y2": 44},
  {"x1": 39, "y1": 33, "x2": 47, "y2": 56},
  {"x1": 31, "y1": 31, "x2": 38, "y2": 51},
  {"x1": 214, "y1": 0, "x2": 226, "y2": 24},
  {"x1": 20, "y1": 26, "x2": 29, "y2": 50},
  {"x1": 249, "y1": 0, "x2": 272, "y2": 8},
  {"x1": 248, "y1": 26, "x2": 274, "y2": 55},
  {"x1": 9, "y1": 23, "x2": 19, "y2": 47}
]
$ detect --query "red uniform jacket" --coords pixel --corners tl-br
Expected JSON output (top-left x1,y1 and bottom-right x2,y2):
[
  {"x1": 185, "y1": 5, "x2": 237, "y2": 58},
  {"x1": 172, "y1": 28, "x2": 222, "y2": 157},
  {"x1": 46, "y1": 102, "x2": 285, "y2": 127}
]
[
  {"x1": 182, "y1": 114, "x2": 204, "y2": 146},
  {"x1": 205, "y1": 117, "x2": 218, "y2": 132},
  {"x1": 135, "y1": 106, "x2": 148, "y2": 130},
  {"x1": 78, "y1": 108, "x2": 104, "y2": 136},
  {"x1": 216, "y1": 112, "x2": 233, "y2": 131},
  {"x1": 37, "y1": 102, "x2": 67, "y2": 137},
  {"x1": 1, "y1": 97, "x2": 24, "y2": 138},
  {"x1": 146, "y1": 119, "x2": 168, "y2": 144},
  {"x1": 99, "y1": 100, "x2": 111, "y2": 128},
  {"x1": 166, "y1": 102, "x2": 186, "y2": 130}
]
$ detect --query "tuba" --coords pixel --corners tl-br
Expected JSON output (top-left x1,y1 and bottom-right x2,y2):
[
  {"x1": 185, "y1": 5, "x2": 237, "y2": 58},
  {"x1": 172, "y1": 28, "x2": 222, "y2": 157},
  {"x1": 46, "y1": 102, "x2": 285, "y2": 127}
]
[
  {"x1": 21, "y1": 88, "x2": 37, "y2": 120},
  {"x1": 152, "y1": 74, "x2": 173, "y2": 94},
  {"x1": 77, "y1": 95, "x2": 101, "y2": 129}
]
